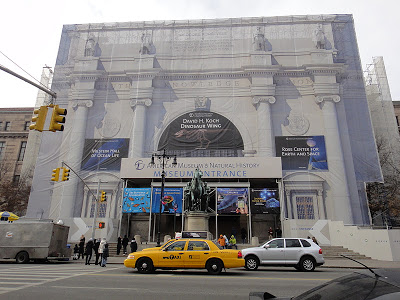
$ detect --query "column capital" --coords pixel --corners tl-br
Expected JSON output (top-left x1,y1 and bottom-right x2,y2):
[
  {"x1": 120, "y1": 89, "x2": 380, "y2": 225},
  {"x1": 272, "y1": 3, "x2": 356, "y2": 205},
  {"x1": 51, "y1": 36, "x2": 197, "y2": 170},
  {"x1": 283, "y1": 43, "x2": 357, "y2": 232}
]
[
  {"x1": 130, "y1": 98, "x2": 152, "y2": 108},
  {"x1": 252, "y1": 96, "x2": 276, "y2": 106},
  {"x1": 72, "y1": 100, "x2": 93, "y2": 109},
  {"x1": 315, "y1": 95, "x2": 340, "y2": 104}
]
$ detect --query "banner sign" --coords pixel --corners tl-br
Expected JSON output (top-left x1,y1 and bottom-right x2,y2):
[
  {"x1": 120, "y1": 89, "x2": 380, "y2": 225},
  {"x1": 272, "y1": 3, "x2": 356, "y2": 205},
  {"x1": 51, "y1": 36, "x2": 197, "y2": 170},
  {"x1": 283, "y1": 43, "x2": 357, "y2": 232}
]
[
  {"x1": 275, "y1": 136, "x2": 328, "y2": 170},
  {"x1": 151, "y1": 187, "x2": 183, "y2": 214},
  {"x1": 157, "y1": 111, "x2": 243, "y2": 151},
  {"x1": 121, "y1": 157, "x2": 282, "y2": 179},
  {"x1": 217, "y1": 188, "x2": 248, "y2": 215},
  {"x1": 250, "y1": 188, "x2": 280, "y2": 214},
  {"x1": 123, "y1": 188, "x2": 151, "y2": 213},
  {"x1": 81, "y1": 138, "x2": 129, "y2": 171}
]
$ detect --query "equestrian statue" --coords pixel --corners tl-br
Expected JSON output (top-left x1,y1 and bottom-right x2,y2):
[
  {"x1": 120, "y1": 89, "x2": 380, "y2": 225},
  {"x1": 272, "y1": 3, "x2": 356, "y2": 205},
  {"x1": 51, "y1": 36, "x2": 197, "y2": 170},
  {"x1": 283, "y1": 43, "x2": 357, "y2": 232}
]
[{"x1": 184, "y1": 169, "x2": 210, "y2": 212}]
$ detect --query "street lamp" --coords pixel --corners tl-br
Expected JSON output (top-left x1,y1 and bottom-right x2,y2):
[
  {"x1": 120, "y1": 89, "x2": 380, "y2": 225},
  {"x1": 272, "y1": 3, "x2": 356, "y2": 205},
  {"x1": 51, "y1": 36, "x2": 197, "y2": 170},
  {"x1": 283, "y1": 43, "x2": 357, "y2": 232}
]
[{"x1": 149, "y1": 149, "x2": 177, "y2": 246}]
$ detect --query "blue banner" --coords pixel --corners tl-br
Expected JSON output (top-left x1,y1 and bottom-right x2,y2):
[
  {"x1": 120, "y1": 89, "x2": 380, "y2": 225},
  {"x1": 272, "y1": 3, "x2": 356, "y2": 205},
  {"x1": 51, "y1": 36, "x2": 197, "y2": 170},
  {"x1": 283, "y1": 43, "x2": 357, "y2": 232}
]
[
  {"x1": 217, "y1": 188, "x2": 249, "y2": 215},
  {"x1": 275, "y1": 136, "x2": 328, "y2": 171},
  {"x1": 250, "y1": 188, "x2": 280, "y2": 214},
  {"x1": 151, "y1": 188, "x2": 183, "y2": 214},
  {"x1": 123, "y1": 188, "x2": 151, "y2": 213}
]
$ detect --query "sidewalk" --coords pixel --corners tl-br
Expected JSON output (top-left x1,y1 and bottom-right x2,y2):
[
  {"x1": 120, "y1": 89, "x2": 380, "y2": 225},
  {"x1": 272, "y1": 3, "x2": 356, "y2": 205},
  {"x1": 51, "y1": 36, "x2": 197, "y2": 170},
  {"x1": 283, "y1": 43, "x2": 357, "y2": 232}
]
[{"x1": 70, "y1": 255, "x2": 400, "y2": 269}]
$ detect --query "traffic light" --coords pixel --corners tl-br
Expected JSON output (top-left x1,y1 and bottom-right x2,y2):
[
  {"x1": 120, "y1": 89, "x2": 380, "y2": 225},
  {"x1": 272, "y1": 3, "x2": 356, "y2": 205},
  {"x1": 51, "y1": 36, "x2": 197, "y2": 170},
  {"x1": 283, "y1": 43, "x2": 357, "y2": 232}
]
[
  {"x1": 29, "y1": 106, "x2": 48, "y2": 132},
  {"x1": 99, "y1": 222, "x2": 105, "y2": 229},
  {"x1": 51, "y1": 168, "x2": 60, "y2": 182},
  {"x1": 49, "y1": 105, "x2": 67, "y2": 132},
  {"x1": 100, "y1": 191, "x2": 107, "y2": 202},
  {"x1": 61, "y1": 167, "x2": 70, "y2": 181}
]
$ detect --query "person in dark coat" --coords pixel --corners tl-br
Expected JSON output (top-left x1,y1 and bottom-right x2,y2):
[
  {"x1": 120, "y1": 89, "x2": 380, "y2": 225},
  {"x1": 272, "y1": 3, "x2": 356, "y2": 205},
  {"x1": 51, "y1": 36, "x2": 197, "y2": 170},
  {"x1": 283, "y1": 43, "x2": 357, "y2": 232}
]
[
  {"x1": 73, "y1": 244, "x2": 79, "y2": 260},
  {"x1": 78, "y1": 235, "x2": 85, "y2": 259},
  {"x1": 122, "y1": 235, "x2": 129, "y2": 255},
  {"x1": 130, "y1": 237, "x2": 138, "y2": 253},
  {"x1": 85, "y1": 238, "x2": 94, "y2": 265},
  {"x1": 117, "y1": 236, "x2": 122, "y2": 255},
  {"x1": 100, "y1": 243, "x2": 109, "y2": 267},
  {"x1": 241, "y1": 228, "x2": 247, "y2": 244},
  {"x1": 93, "y1": 239, "x2": 100, "y2": 265}
]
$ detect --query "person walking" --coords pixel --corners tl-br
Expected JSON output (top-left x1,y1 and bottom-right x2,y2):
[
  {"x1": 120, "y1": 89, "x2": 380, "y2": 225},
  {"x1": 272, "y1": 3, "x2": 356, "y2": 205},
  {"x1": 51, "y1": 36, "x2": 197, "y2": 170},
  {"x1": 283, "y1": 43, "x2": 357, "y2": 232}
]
[
  {"x1": 312, "y1": 237, "x2": 319, "y2": 245},
  {"x1": 100, "y1": 243, "x2": 109, "y2": 267},
  {"x1": 93, "y1": 239, "x2": 100, "y2": 265},
  {"x1": 85, "y1": 238, "x2": 94, "y2": 265},
  {"x1": 229, "y1": 235, "x2": 238, "y2": 249},
  {"x1": 268, "y1": 227, "x2": 274, "y2": 240},
  {"x1": 116, "y1": 236, "x2": 122, "y2": 255},
  {"x1": 241, "y1": 228, "x2": 247, "y2": 244},
  {"x1": 98, "y1": 237, "x2": 106, "y2": 266},
  {"x1": 78, "y1": 235, "x2": 85, "y2": 259},
  {"x1": 122, "y1": 235, "x2": 129, "y2": 255},
  {"x1": 217, "y1": 234, "x2": 226, "y2": 249},
  {"x1": 130, "y1": 237, "x2": 138, "y2": 253},
  {"x1": 223, "y1": 235, "x2": 230, "y2": 249},
  {"x1": 73, "y1": 244, "x2": 79, "y2": 260}
]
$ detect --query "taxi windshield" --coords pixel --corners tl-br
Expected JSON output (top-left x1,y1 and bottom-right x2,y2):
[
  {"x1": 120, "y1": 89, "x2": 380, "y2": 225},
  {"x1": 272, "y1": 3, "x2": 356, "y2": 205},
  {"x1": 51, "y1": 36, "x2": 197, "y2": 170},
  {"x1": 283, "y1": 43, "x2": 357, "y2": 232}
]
[{"x1": 161, "y1": 239, "x2": 176, "y2": 249}]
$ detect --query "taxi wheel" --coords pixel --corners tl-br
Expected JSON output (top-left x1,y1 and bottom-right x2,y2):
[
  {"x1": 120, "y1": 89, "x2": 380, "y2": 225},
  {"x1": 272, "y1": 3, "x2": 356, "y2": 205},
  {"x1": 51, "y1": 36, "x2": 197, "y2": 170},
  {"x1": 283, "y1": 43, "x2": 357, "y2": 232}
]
[
  {"x1": 245, "y1": 256, "x2": 259, "y2": 271},
  {"x1": 136, "y1": 257, "x2": 154, "y2": 274},
  {"x1": 206, "y1": 259, "x2": 223, "y2": 275},
  {"x1": 299, "y1": 256, "x2": 316, "y2": 272}
]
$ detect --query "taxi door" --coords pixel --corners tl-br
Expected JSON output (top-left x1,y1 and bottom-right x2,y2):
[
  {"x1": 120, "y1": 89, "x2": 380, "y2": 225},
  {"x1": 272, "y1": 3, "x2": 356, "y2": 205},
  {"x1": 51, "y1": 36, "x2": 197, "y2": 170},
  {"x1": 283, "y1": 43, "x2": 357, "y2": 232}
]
[
  {"x1": 184, "y1": 240, "x2": 211, "y2": 268},
  {"x1": 157, "y1": 240, "x2": 188, "y2": 268}
]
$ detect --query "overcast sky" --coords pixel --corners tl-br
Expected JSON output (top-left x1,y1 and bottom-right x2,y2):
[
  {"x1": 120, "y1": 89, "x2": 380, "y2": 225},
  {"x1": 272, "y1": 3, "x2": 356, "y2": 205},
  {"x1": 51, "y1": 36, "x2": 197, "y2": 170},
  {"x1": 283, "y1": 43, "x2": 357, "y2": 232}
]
[{"x1": 0, "y1": 0, "x2": 398, "y2": 108}]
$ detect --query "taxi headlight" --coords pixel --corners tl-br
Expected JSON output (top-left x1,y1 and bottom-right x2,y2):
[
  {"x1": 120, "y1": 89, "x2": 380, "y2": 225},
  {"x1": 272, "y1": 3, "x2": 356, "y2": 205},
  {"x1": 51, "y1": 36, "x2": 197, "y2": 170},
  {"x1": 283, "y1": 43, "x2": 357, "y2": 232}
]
[{"x1": 127, "y1": 254, "x2": 135, "y2": 259}]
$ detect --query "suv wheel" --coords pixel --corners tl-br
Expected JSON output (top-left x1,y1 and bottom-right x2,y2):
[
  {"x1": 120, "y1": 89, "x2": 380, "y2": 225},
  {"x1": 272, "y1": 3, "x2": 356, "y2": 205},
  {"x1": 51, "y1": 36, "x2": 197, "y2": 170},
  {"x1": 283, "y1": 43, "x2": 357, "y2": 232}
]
[
  {"x1": 299, "y1": 256, "x2": 316, "y2": 272},
  {"x1": 245, "y1": 256, "x2": 259, "y2": 271}
]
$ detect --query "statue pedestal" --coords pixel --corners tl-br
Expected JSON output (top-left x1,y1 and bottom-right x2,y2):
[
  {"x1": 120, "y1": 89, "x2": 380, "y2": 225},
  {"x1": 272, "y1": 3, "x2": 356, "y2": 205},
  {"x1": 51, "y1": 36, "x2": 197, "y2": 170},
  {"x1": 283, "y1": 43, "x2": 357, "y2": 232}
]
[{"x1": 185, "y1": 211, "x2": 210, "y2": 232}]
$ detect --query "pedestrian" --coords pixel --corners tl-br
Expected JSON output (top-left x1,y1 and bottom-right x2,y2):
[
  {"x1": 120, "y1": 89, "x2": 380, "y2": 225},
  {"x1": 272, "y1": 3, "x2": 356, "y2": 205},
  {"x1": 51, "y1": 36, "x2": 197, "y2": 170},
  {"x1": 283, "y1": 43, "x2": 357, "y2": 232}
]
[
  {"x1": 85, "y1": 238, "x2": 94, "y2": 265},
  {"x1": 98, "y1": 237, "x2": 106, "y2": 266},
  {"x1": 73, "y1": 244, "x2": 79, "y2": 260},
  {"x1": 312, "y1": 237, "x2": 319, "y2": 245},
  {"x1": 223, "y1": 235, "x2": 230, "y2": 248},
  {"x1": 229, "y1": 235, "x2": 238, "y2": 249},
  {"x1": 116, "y1": 236, "x2": 122, "y2": 255},
  {"x1": 122, "y1": 235, "x2": 129, "y2": 255},
  {"x1": 78, "y1": 234, "x2": 85, "y2": 259},
  {"x1": 94, "y1": 239, "x2": 100, "y2": 265},
  {"x1": 217, "y1": 234, "x2": 226, "y2": 249},
  {"x1": 268, "y1": 227, "x2": 273, "y2": 240},
  {"x1": 100, "y1": 243, "x2": 109, "y2": 267},
  {"x1": 241, "y1": 228, "x2": 247, "y2": 244},
  {"x1": 275, "y1": 227, "x2": 282, "y2": 238},
  {"x1": 130, "y1": 237, "x2": 138, "y2": 253}
]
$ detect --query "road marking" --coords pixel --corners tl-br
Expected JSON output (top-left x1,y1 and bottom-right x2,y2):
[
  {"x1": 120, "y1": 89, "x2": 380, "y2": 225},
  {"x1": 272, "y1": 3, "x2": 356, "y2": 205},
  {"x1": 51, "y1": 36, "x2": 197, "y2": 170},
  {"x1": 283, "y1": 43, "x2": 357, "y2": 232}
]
[{"x1": 50, "y1": 286, "x2": 146, "y2": 291}]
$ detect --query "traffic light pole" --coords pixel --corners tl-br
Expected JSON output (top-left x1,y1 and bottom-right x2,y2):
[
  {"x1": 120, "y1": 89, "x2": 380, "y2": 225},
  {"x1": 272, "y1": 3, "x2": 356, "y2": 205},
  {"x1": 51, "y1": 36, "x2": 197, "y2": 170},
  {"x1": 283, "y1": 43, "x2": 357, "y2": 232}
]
[{"x1": 92, "y1": 179, "x2": 101, "y2": 240}]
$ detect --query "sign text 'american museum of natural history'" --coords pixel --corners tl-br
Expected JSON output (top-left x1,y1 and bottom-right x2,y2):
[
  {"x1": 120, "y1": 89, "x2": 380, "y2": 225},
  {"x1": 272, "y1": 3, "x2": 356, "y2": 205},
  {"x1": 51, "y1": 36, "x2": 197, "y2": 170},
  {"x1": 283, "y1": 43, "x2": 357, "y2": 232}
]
[{"x1": 120, "y1": 157, "x2": 282, "y2": 179}]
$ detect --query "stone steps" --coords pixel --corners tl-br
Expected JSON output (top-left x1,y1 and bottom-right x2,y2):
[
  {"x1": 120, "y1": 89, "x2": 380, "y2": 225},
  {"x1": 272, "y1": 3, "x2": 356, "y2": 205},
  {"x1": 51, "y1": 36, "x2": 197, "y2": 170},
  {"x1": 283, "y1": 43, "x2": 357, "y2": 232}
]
[{"x1": 321, "y1": 246, "x2": 371, "y2": 259}]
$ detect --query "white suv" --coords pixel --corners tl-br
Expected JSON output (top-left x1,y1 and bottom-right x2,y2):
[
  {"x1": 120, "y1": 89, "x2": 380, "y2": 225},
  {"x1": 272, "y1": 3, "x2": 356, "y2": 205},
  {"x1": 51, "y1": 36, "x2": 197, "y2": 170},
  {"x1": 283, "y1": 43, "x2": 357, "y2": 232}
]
[{"x1": 242, "y1": 238, "x2": 324, "y2": 272}]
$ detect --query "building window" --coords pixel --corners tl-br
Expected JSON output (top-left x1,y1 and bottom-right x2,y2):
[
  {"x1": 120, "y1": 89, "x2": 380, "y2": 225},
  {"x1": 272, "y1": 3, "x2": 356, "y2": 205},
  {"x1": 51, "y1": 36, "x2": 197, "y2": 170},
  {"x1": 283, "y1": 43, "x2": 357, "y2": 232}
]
[
  {"x1": 24, "y1": 121, "x2": 30, "y2": 131},
  {"x1": 0, "y1": 121, "x2": 3, "y2": 130},
  {"x1": 4, "y1": 122, "x2": 10, "y2": 131},
  {"x1": 0, "y1": 141, "x2": 5, "y2": 159},
  {"x1": 18, "y1": 141, "x2": 27, "y2": 161},
  {"x1": 90, "y1": 196, "x2": 107, "y2": 218},
  {"x1": 296, "y1": 196, "x2": 315, "y2": 219}
]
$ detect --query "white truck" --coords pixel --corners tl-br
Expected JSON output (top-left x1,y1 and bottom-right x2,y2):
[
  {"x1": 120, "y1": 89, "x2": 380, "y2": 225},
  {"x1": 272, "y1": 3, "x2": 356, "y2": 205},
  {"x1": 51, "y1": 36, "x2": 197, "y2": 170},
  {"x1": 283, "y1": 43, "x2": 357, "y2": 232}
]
[{"x1": 0, "y1": 219, "x2": 71, "y2": 263}]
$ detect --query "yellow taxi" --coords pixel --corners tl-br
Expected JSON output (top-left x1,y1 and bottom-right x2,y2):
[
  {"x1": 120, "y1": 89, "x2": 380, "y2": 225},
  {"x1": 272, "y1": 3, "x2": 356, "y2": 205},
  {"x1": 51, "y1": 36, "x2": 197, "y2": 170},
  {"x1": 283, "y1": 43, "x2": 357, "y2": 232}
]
[{"x1": 124, "y1": 238, "x2": 244, "y2": 275}]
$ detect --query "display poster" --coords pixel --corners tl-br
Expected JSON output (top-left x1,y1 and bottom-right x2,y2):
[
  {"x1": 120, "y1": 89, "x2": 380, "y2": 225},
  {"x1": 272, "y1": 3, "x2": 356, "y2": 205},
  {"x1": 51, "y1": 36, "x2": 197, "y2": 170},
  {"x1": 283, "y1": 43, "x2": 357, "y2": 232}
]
[
  {"x1": 157, "y1": 111, "x2": 243, "y2": 152},
  {"x1": 250, "y1": 188, "x2": 280, "y2": 214},
  {"x1": 122, "y1": 188, "x2": 151, "y2": 213},
  {"x1": 275, "y1": 136, "x2": 328, "y2": 170},
  {"x1": 151, "y1": 188, "x2": 183, "y2": 214},
  {"x1": 81, "y1": 138, "x2": 129, "y2": 171},
  {"x1": 217, "y1": 188, "x2": 248, "y2": 215}
]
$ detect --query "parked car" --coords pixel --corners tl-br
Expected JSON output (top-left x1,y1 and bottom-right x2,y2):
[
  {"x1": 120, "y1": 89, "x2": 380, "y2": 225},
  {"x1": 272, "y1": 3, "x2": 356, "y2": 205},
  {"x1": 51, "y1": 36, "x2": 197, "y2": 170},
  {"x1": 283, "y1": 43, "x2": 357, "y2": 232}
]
[
  {"x1": 249, "y1": 268, "x2": 400, "y2": 299},
  {"x1": 242, "y1": 238, "x2": 324, "y2": 272},
  {"x1": 124, "y1": 238, "x2": 244, "y2": 275}
]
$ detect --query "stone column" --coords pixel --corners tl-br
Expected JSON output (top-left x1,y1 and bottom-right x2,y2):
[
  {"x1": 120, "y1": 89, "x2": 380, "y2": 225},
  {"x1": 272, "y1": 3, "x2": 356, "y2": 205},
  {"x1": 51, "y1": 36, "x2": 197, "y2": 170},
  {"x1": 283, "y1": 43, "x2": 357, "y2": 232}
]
[
  {"x1": 130, "y1": 98, "x2": 152, "y2": 158},
  {"x1": 317, "y1": 189, "x2": 325, "y2": 219},
  {"x1": 315, "y1": 95, "x2": 353, "y2": 224},
  {"x1": 285, "y1": 190, "x2": 293, "y2": 219},
  {"x1": 60, "y1": 99, "x2": 93, "y2": 219},
  {"x1": 81, "y1": 187, "x2": 90, "y2": 217},
  {"x1": 252, "y1": 96, "x2": 276, "y2": 157}
]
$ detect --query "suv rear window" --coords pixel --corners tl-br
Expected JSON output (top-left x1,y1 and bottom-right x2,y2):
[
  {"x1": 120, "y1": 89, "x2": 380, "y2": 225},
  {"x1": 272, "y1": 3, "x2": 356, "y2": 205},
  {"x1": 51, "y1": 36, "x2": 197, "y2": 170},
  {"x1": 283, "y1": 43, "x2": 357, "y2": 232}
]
[
  {"x1": 300, "y1": 239, "x2": 311, "y2": 247},
  {"x1": 285, "y1": 239, "x2": 302, "y2": 248}
]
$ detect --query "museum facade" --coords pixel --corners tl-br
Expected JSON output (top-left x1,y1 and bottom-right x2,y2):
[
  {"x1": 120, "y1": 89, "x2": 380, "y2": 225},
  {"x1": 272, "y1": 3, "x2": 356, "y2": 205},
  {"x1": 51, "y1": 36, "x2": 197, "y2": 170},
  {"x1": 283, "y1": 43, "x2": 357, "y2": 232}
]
[{"x1": 26, "y1": 14, "x2": 382, "y2": 243}]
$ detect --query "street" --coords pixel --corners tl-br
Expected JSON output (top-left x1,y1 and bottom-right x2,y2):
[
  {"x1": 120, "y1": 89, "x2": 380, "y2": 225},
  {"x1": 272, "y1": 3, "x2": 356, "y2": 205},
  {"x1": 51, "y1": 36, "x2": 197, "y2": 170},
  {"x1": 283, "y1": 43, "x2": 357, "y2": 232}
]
[{"x1": 0, "y1": 262, "x2": 354, "y2": 300}]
